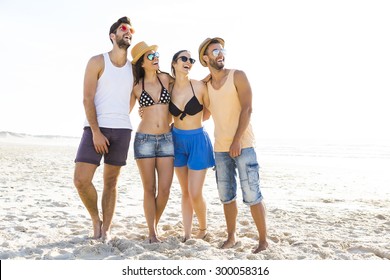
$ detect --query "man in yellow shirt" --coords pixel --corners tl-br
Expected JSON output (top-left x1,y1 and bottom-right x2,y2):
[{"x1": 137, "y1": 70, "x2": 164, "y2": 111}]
[{"x1": 199, "y1": 37, "x2": 268, "y2": 253}]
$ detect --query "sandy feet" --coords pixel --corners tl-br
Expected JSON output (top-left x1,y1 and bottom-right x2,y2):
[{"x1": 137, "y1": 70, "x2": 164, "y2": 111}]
[
  {"x1": 148, "y1": 235, "x2": 162, "y2": 243},
  {"x1": 91, "y1": 220, "x2": 113, "y2": 243},
  {"x1": 92, "y1": 220, "x2": 102, "y2": 239},
  {"x1": 221, "y1": 239, "x2": 237, "y2": 249},
  {"x1": 182, "y1": 236, "x2": 191, "y2": 243},
  {"x1": 182, "y1": 228, "x2": 208, "y2": 242},
  {"x1": 253, "y1": 240, "x2": 269, "y2": 253},
  {"x1": 221, "y1": 236, "x2": 268, "y2": 253},
  {"x1": 195, "y1": 229, "x2": 208, "y2": 240},
  {"x1": 101, "y1": 230, "x2": 112, "y2": 243}
]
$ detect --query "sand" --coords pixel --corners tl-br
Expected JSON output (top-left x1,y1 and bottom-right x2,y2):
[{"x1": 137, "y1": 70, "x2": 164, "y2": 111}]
[{"x1": 1, "y1": 133, "x2": 389, "y2": 261}]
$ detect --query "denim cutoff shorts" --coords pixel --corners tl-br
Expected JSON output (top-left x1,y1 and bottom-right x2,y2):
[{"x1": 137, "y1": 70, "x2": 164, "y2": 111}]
[
  {"x1": 214, "y1": 147, "x2": 263, "y2": 206},
  {"x1": 74, "y1": 127, "x2": 132, "y2": 166},
  {"x1": 133, "y1": 132, "x2": 174, "y2": 159},
  {"x1": 172, "y1": 126, "x2": 215, "y2": 170}
]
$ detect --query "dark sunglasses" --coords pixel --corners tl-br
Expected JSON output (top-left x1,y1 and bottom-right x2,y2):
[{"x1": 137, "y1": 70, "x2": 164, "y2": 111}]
[
  {"x1": 177, "y1": 56, "x2": 196, "y2": 64},
  {"x1": 118, "y1": 25, "x2": 135, "y2": 34},
  {"x1": 147, "y1": 52, "x2": 160, "y2": 61}
]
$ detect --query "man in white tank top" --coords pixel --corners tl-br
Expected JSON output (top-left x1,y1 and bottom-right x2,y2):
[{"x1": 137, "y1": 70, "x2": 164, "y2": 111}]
[
  {"x1": 73, "y1": 17, "x2": 134, "y2": 242},
  {"x1": 199, "y1": 37, "x2": 268, "y2": 253}
]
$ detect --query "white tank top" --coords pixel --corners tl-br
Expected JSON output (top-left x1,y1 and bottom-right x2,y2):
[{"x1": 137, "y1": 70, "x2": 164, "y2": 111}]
[{"x1": 84, "y1": 52, "x2": 133, "y2": 129}]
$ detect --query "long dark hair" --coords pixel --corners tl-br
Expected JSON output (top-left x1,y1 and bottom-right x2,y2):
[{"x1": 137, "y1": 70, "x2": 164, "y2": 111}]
[
  {"x1": 133, "y1": 56, "x2": 145, "y2": 85},
  {"x1": 132, "y1": 55, "x2": 164, "y2": 85}
]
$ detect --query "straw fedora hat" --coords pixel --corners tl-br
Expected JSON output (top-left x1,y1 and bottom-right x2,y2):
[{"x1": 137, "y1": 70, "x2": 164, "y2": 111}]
[
  {"x1": 131, "y1": 41, "x2": 158, "y2": 64},
  {"x1": 198, "y1": 37, "x2": 225, "y2": 67}
]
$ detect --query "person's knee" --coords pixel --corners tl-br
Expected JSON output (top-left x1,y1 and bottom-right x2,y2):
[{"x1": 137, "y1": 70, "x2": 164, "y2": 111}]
[
  {"x1": 181, "y1": 189, "x2": 190, "y2": 199},
  {"x1": 104, "y1": 176, "x2": 119, "y2": 190},
  {"x1": 143, "y1": 184, "x2": 157, "y2": 196},
  {"x1": 73, "y1": 175, "x2": 90, "y2": 190},
  {"x1": 189, "y1": 189, "x2": 202, "y2": 203},
  {"x1": 158, "y1": 184, "x2": 171, "y2": 197}
]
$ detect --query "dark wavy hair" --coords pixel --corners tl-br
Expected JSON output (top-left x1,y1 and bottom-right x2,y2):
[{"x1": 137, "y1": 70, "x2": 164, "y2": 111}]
[
  {"x1": 132, "y1": 56, "x2": 145, "y2": 85},
  {"x1": 132, "y1": 55, "x2": 164, "y2": 85}
]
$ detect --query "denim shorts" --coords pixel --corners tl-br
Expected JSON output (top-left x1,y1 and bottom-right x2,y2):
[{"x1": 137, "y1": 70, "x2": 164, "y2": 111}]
[
  {"x1": 172, "y1": 127, "x2": 215, "y2": 170},
  {"x1": 214, "y1": 147, "x2": 263, "y2": 206},
  {"x1": 74, "y1": 127, "x2": 132, "y2": 166},
  {"x1": 133, "y1": 132, "x2": 174, "y2": 159}
]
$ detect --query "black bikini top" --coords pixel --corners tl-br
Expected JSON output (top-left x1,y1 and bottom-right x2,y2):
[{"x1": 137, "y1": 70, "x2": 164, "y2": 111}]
[
  {"x1": 169, "y1": 81, "x2": 203, "y2": 120},
  {"x1": 139, "y1": 76, "x2": 170, "y2": 108}
]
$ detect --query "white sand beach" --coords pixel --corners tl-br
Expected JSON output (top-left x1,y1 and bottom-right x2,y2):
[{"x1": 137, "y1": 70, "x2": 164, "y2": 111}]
[{"x1": 0, "y1": 132, "x2": 389, "y2": 261}]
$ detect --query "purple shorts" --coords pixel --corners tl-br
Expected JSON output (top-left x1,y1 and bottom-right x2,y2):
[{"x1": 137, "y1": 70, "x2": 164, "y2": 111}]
[{"x1": 74, "y1": 127, "x2": 132, "y2": 166}]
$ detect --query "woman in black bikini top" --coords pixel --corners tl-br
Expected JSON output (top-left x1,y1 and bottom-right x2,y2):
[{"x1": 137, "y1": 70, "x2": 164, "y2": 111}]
[
  {"x1": 169, "y1": 81, "x2": 203, "y2": 120},
  {"x1": 169, "y1": 50, "x2": 214, "y2": 242}
]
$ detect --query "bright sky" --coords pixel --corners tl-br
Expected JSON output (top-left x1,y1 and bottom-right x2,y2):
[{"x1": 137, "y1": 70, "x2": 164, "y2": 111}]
[{"x1": 0, "y1": 0, "x2": 389, "y2": 140}]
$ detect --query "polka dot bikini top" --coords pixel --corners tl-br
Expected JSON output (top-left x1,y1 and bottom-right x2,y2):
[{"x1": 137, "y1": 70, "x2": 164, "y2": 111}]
[{"x1": 139, "y1": 76, "x2": 170, "y2": 108}]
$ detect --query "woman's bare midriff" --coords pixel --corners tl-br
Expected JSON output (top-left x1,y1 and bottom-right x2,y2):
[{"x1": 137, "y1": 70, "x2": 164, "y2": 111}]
[{"x1": 137, "y1": 104, "x2": 171, "y2": 134}]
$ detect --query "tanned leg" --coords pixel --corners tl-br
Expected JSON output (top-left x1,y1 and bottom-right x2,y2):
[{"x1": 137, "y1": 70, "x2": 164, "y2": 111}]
[
  {"x1": 73, "y1": 162, "x2": 101, "y2": 239},
  {"x1": 250, "y1": 201, "x2": 268, "y2": 253},
  {"x1": 175, "y1": 166, "x2": 193, "y2": 241},
  {"x1": 100, "y1": 163, "x2": 121, "y2": 242},
  {"x1": 136, "y1": 158, "x2": 160, "y2": 243},
  {"x1": 188, "y1": 169, "x2": 208, "y2": 239},
  {"x1": 155, "y1": 157, "x2": 174, "y2": 227},
  {"x1": 221, "y1": 201, "x2": 238, "y2": 249}
]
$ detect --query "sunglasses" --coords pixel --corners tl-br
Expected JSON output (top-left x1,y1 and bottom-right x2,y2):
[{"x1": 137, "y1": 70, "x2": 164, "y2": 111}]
[
  {"x1": 119, "y1": 25, "x2": 135, "y2": 34},
  {"x1": 147, "y1": 52, "x2": 160, "y2": 61},
  {"x1": 177, "y1": 56, "x2": 196, "y2": 64},
  {"x1": 211, "y1": 48, "x2": 227, "y2": 57}
]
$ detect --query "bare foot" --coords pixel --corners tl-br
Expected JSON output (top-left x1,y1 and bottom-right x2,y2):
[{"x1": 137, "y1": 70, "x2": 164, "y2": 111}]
[
  {"x1": 182, "y1": 235, "x2": 191, "y2": 243},
  {"x1": 253, "y1": 240, "x2": 269, "y2": 253},
  {"x1": 148, "y1": 236, "x2": 161, "y2": 243},
  {"x1": 92, "y1": 220, "x2": 102, "y2": 239},
  {"x1": 221, "y1": 238, "x2": 236, "y2": 249},
  {"x1": 101, "y1": 230, "x2": 112, "y2": 243},
  {"x1": 195, "y1": 229, "x2": 208, "y2": 240}
]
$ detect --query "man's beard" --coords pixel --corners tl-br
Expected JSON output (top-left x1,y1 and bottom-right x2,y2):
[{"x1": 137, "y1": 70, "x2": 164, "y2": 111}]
[
  {"x1": 117, "y1": 38, "x2": 130, "y2": 50},
  {"x1": 210, "y1": 59, "x2": 224, "y2": 70}
]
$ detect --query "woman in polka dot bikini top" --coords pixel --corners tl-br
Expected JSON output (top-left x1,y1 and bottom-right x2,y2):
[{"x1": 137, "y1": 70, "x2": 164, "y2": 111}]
[
  {"x1": 138, "y1": 77, "x2": 170, "y2": 107},
  {"x1": 130, "y1": 42, "x2": 174, "y2": 243}
]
